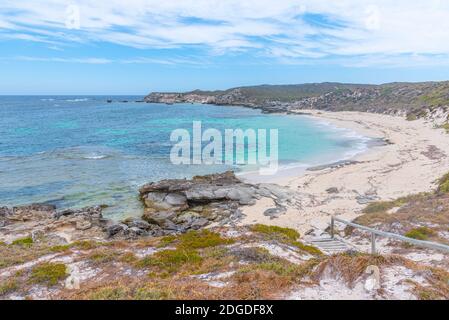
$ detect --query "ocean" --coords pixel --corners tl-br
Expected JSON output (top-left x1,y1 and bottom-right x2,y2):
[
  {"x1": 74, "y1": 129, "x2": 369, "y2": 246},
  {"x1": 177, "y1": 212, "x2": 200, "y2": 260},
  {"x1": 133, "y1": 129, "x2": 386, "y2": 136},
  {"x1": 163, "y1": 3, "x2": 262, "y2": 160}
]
[{"x1": 0, "y1": 96, "x2": 370, "y2": 219}]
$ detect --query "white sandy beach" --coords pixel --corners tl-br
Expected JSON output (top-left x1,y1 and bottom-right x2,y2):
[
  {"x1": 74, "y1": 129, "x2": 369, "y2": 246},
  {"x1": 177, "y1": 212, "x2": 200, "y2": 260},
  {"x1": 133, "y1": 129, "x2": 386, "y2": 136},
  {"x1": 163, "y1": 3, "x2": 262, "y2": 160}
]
[{"x1": 239, "y1": 110, "x2": 449, "y2": 233}]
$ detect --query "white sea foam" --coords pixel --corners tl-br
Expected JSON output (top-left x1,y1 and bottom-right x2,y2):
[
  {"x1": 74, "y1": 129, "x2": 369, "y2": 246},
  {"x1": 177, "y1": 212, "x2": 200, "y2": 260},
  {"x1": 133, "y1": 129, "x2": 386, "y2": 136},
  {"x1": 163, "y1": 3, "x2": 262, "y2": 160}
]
[
  {"x1": 83, "y1": 154, "x2": 108, "y2": 160},
  {"x1": 65, "y1": 98, "x2": 89, "y2": 102}
]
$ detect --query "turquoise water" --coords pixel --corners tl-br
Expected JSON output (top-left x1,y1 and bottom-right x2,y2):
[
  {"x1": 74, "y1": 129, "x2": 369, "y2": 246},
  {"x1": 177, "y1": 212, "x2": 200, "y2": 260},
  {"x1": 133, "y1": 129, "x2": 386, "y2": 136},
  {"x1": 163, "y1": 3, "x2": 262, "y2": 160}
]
[{"x1": 0, "y1": 96, "x2": 369, "y2": 219}]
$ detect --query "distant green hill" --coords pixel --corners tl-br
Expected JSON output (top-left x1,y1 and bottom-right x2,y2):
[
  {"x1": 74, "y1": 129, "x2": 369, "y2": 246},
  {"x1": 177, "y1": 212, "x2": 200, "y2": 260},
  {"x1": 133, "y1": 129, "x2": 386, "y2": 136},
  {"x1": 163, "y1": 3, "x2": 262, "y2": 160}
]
[{"x1": 145, "y1": 81, "x2": 449, "y2": 119}]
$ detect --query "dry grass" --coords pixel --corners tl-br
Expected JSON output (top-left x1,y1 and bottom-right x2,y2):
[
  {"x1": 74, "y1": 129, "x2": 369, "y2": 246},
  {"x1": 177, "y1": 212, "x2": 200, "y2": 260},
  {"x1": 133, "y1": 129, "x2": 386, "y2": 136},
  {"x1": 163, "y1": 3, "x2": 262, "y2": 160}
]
[
  {"x1": 224, "y1": 269, "x2": 293, "y2": 299},
  {"x1": 311, "y1": 253, "x2": 406, "y2": 288},
  {"x1": 350, "y1": 190, "x2": 449, "y2": 242},
  {"x1": 119, "y1": 252, "x2": 138, "y2": 264},
  {"x1": 87, "y1": 248, "x2": 119, "y2": 265},
  {"x1": 312, "y1": 252, "x2": 449, "y2": 299},
  {"x1": 0, "y1": 241, "x2": 68, "y2": 269},
  {"x1": 50, "y1": 249, "x2": 449, "y2": 300},
  {"x1": 133, "y1": 230, "x2": 236, "y2": 277},
  {"x1": 405, "y1": 266, "x2": 449, "y2": 300},
  {"x1": 0, "y1": 278, "x2": 18, "y2": 296},
  {"x1": 64, "y1": 277, "x2": 225, "y2": 300}
]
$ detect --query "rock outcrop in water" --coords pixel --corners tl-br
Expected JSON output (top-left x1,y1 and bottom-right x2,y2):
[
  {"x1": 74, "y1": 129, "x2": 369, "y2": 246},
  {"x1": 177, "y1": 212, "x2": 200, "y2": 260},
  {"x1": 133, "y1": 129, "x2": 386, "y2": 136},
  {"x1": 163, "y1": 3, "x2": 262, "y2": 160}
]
[
  {"x1": 0, "y1": 172, "x2": 297, "y2": 243},
  {"x1": 132, "y1": 171, "x2": 299, "y2": 235},
  {"x1": 137, "y1": 171, "x2": 257, "y2": 233}
]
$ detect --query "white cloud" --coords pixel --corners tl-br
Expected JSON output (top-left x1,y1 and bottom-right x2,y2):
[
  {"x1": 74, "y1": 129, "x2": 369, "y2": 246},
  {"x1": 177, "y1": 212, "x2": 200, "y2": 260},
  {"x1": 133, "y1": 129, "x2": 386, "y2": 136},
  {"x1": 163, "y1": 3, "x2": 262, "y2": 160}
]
[
  {"x1": 0, "y1": 0, "x2": 449, "y2": 66},
  {"x1": 8, "y1": 55, "x2": 206, "y2": 65},
  {"x1": 13, "y1": 56, "x2": 113, "y2": 64}
]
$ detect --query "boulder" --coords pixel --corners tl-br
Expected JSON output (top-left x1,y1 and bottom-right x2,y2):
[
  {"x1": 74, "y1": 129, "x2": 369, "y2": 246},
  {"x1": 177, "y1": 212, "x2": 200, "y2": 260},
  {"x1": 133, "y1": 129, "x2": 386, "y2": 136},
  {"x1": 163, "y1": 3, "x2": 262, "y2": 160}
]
[
  {"x1": 175, "y1": 212, "x2": 198, "y2": 223},
  {"x1": 14, "y1": 203, "x2": 56, "y2": 213},
  {"x1": 263, "y1": 206, "x2": 286, "y2": 218},
  {"x1": 137, "y1": 172, "x2": 263, "y2": 233},
  {"x1": 0, "y1": 206, "x2": 12, "y2": 217},
  {"x1": 106, "y1": 223, "x2": 128, "y2": 238},
  {"x1": 9, "y1": 203, "x2": 56, "y2": 221},
  {"x1": 326, "y1": 187, "x2": 339, "y2": 194},
  {"x1": 75, "y1": 219, "x2": 93, "y2": 231},
  {"x1": 123, "y1": 217, "x2": 151, "y2": 230},
  {"x1": 190, "y1": 217, "x2": 209, "y2": 229},
  {"x1": 126, "y1": 227, "x2": 148, "y2": 238},
  {"x1": 143, "y1": 192, "x2": 170, "y2": 210},
  {"x1": 54, "y1": 206, "x2": 103, "y2": 220},
  {"x1": 164, "y1": 193, "x2": 187, "y2": 206},
  {"x1": 142, "y1": 210, "x2": 177, "y2": 227}
]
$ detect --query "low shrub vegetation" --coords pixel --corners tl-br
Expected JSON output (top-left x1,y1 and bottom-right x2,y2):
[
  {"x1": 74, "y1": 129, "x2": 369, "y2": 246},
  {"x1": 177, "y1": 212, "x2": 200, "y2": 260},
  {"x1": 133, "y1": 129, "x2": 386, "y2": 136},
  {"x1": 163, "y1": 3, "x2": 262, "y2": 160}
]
[
  {"x1": 438, "y1": 123, "x2": 449, "y2": 134},
  {"x1": 250, "y1": 224, "x2": 300, "y2": 240},
  {"x1": 88, "y1": 249, "x2": 118, "y2": 264},
  {"x1": 405, "y1": 227, "x2": 436, "y2": 240},
  {"x1": 136, "y1": 248, "x2": 203, "y2": 273},
  {"x1": 438, "y1": 172, "x2": 449, "y2": 194},
  {"x1": 290, "y1": 240, "x2": 323, "y2": 256},
  {"x1": 11, "y1": 237, "x2": 33, "y2": 246},
  {"x1": 249, "y1": 224, "x2": 322, "y2": 256},
  {"x1": 177, "y1": 230, "x2": 234, "y2": 249},
  {"x1": 158, "y1": 230, "x2": 234, "y2": 250},
  {"x1": 72, "y1": 240, "x2": 99, "y2": 250},
  {"x1": 49, "y1": 244, "x2": 72, "y2": 253},
  {"x1": 363, "y1": 198, "x2": 407, "y2": 214},
  {"x1": 29, "y1": 262, "x2": 68, "y2": 286}
]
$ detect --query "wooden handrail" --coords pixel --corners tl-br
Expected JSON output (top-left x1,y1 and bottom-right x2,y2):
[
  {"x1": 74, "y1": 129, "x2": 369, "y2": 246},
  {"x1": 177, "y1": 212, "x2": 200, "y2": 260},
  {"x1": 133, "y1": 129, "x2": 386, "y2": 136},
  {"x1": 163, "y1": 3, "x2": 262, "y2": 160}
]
[{"x1": 331, "y1": 216, "x2": 449, "y2": 254}]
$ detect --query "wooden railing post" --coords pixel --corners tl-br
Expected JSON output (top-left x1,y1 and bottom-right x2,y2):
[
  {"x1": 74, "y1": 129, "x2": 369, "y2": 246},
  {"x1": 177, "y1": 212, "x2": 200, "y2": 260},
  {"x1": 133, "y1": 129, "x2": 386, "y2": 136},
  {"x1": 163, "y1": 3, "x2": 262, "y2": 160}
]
[
  {"x1": 332, "y1": 216, "x2": 449, "y2": 254},
  {"x1": 330, "y1": 216, "x2": 335, "y2": 239},
  {"x1": 371, "y1": 232, "x2": 376, "y2": 255}
]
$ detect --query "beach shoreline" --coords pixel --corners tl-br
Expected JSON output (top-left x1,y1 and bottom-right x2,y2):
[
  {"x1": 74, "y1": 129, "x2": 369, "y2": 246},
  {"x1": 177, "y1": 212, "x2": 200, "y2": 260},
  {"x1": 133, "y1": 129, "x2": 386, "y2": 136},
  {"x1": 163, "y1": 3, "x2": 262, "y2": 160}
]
[
  {"x1": 238, "y1": 110, "x2": 449, "y2": 233},
  {"x1": 236, "y1": 110, "x2": 380, "y2": 184}
]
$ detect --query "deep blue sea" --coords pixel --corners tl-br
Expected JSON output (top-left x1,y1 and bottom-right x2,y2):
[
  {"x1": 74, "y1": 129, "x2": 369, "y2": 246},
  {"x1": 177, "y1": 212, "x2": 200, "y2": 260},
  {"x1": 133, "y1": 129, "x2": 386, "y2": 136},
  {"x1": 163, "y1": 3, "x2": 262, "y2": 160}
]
[{"x1": 0, "y1": 96, "x2": 369, "y2": 219}]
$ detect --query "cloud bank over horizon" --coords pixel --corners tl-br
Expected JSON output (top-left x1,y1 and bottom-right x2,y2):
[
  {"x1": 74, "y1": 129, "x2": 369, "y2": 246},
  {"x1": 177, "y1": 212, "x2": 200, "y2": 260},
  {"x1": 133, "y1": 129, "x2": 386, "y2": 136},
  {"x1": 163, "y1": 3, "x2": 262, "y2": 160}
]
[
  {"x1": 1, "y1": 1, "x2": 449, "y2": 94},
  {"x1": 1, "y1": 0, "x2": 449, "y2": 67}
]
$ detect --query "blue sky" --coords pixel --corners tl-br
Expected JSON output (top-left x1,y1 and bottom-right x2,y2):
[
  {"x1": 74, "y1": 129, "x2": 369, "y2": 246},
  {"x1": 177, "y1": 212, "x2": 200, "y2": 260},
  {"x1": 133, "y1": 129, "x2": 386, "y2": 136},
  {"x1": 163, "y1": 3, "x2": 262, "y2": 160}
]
[{"x1": 1, "y1": 0, "x2": 449, "y2": 95}]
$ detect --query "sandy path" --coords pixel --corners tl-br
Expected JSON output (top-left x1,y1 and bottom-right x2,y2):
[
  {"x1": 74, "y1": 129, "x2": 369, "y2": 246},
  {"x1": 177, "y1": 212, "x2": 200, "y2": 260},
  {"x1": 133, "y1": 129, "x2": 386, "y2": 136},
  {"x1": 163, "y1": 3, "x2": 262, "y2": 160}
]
[{"x1": 239, "y1": 110, "x2": 449, "y2": 233}]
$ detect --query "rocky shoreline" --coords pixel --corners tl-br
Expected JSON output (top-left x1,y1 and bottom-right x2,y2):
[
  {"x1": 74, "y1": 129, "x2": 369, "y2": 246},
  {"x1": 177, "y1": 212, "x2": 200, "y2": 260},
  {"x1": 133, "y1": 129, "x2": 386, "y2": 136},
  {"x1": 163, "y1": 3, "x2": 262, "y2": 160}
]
[{"x1": 0, "y1": 172, "x2": 295, "y2": 245}]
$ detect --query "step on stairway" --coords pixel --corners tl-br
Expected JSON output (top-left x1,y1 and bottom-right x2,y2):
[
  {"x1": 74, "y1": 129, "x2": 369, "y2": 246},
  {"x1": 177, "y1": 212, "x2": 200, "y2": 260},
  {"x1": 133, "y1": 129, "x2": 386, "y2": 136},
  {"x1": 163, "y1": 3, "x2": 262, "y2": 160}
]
[{"x1": 307, "y1": 237, "x2": 353, "y2": 255}]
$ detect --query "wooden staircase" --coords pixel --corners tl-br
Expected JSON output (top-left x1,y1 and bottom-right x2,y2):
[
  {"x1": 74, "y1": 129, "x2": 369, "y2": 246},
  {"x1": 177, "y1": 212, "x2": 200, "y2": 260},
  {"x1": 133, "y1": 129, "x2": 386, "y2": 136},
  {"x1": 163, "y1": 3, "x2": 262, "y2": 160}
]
[{"x1": 307, "y1": 236, "x2": 353, "y2": 255}]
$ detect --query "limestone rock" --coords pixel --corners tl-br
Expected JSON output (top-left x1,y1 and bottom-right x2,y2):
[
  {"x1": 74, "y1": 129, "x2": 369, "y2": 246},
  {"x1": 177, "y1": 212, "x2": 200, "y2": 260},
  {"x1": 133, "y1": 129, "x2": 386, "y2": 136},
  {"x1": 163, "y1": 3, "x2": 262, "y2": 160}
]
[
  {"x1": 142, "y1": 210, "x2": 177, "y2": 227},
  {"x1": 136, "y1": 171, "x2": 295, "y2": 234},
  {"x1": 106, "y1": 223, "x2": 128, "y2": 238},
  {"x1": 123, "y1": 217, "x2": 151, "y2": 230},
  {"x1": 326, "y1": 187, "x2": 339, "y2": 194}
]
